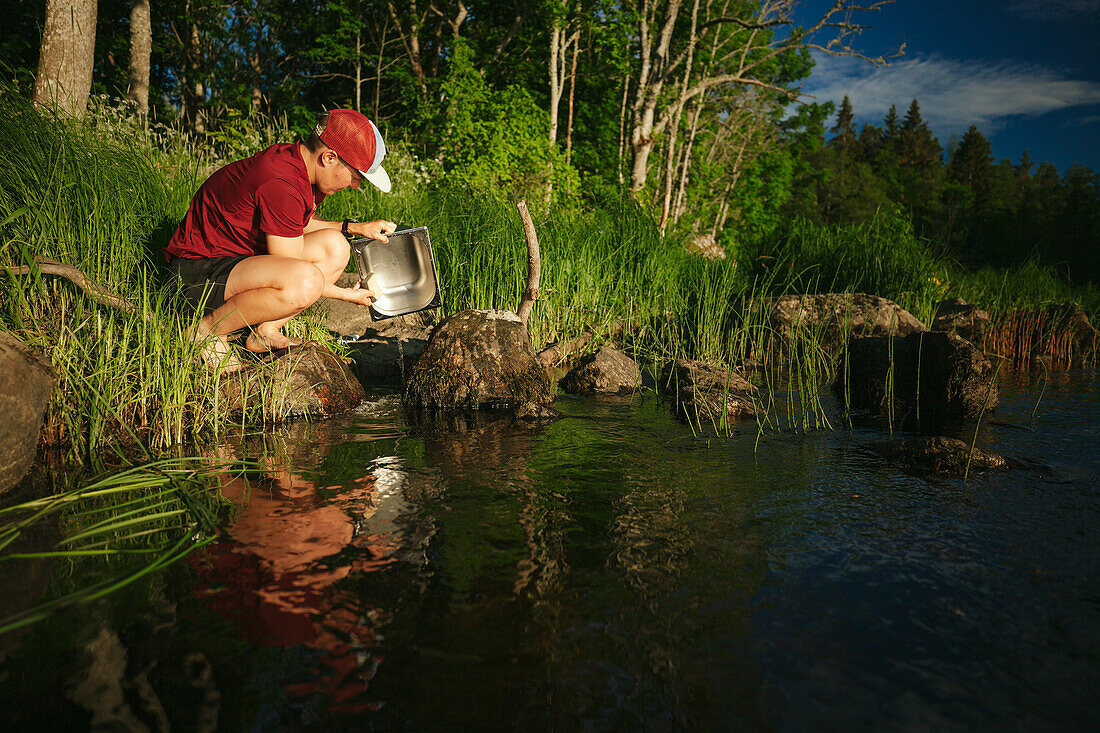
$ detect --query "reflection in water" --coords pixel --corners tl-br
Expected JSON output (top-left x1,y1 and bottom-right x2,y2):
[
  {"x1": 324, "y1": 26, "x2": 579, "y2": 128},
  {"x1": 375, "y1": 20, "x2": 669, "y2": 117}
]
[
  {"x1": 415, "y1": 413, "x2": 570, "y2": 599},
  {"x1": 189, "y1": 424, "x2": 412, "y2": 714}
]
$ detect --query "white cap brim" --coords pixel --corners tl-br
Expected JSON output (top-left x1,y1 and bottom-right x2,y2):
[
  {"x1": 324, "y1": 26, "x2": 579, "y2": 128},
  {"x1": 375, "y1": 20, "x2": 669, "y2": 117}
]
[{"x1": 363, "y1": 165, "x2": 391, "y2": 193}]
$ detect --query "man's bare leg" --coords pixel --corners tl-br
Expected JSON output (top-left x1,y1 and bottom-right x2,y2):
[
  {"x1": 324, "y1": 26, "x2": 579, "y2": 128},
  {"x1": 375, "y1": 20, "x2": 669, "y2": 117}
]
[
  {"x1": 192, "y1": 256, "x2": 325, "y2": 369},
  {"x1": 237, "y1": 230, "x2": 350, "y2": 353}
]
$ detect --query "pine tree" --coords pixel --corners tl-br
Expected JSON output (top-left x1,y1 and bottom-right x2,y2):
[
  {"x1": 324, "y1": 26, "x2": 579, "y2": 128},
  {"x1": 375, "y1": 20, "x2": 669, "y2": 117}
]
[
  {"x1": 828, "y1": 95, "x2": 857, "y2": 154},
  {"x1": 898, "y1": 99, "x2": 941, "y2": 169},
  {"x1": 883, "y1": 104, "x2": 900, "y2": 146},
  {"x1": 949, "y1": 125, "x2": 993, "y2": 194}
]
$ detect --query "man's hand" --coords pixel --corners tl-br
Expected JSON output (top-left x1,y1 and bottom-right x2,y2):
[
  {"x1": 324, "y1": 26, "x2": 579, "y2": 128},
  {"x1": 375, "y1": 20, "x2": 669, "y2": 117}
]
[
  {"x1": 331, "y1": 280, "x2": 376, "y2": 307},
  {"x1": 352, "y1": 219, "x2": 398, "y2": 243}
]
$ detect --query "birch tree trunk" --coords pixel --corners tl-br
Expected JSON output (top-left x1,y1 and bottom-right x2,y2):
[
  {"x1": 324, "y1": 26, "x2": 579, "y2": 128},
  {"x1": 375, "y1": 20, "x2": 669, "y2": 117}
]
[
  {"x1": 33, "y1": 0, "x2": 98, "y2": 118},
  {"x1": 127, "y1": 0, "x2": 151, "y2": 117},
  {"x1": 547, "y1": 1, "x2": 578, "y2": 147}
]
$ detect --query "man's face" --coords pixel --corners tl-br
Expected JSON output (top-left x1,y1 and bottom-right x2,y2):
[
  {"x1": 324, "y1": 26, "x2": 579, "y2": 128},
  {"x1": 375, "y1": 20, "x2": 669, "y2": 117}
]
[{"x1": 317, "y1": 149, "x2": 362, "y2": 195}]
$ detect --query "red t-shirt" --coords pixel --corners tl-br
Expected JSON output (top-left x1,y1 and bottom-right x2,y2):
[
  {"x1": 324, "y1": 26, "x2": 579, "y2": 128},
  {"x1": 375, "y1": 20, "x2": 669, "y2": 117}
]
[{"x1": 164, "y1": 142, "x2": 324, "y2": 260}]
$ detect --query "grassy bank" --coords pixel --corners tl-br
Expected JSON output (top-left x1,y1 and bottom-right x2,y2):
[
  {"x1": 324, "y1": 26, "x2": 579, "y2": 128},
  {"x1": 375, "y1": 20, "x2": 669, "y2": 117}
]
[{"x1": 2, "y1": 94, "x2": 1097, "y2": 461}]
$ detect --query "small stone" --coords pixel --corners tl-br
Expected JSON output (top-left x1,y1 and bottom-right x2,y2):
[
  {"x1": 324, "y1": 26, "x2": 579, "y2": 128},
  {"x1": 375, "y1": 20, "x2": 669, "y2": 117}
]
[
  {"x1": 560, "y1": 347, "x2": 642, "y2": 394},
  {"x1": 871, "y1": 436, "x2": 1008, "y2": 474}
]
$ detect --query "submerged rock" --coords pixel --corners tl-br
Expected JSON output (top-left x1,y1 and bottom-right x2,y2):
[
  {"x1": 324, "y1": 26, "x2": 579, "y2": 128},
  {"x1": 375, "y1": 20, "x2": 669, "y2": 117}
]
[
  {"x1": 932, "y1": 297, "x2": 990, "y2": 349},
  {"x1": 404, "y1": 309, "x2": 554, "y2": 412},
  {"x1": 220, "y1": 343, "x2": 366, "y2": 422},
  {"x1": 837, "y1": 331, "x2": 998, "y2": 426},
  {"x1": 753, "y1": 292, "x2": 926, "y2": 355},
  {"x1": 662, "y1": 358, "x2": 757, "y2": 426},
  {"x1": 1, "y1": 331, "x2": 56, "y2": 495},
  {"x1": 560, "y1": 347, "x2": 642, "y2": 395},
  {"x1": 871, "y1": 436, "x2": 1008, "y2": 474}
]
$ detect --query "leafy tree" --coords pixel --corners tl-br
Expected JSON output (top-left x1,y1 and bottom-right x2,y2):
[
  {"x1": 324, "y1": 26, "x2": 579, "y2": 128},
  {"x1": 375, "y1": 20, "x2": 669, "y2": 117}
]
[{"x1": 435, "y1": 40, "x2": 578, "y2": 202}]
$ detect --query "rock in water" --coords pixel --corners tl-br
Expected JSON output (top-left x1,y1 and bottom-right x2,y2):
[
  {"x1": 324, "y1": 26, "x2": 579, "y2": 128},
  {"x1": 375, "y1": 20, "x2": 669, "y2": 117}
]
[
  {"x1": 837, "y1": 331, "x2": 998, "y2": 426},
  {"x1": 220, "y1": 343, "x2": 366, "y2": 422},
  {"x1": 662, "y1": 358, "x2": 758, "y2": 426},
  {"x1": 404, "y1": 309, "x2": 554, "y2": 412},
  {"x1": 754, "y1": 293, "x2": 926, "y2": 356},
  {"x1": 560, "y1": 347, "x2": 642, "y2": 394},
  {"x1": 871, "y1": 436, "x2": 1008, "y2": 474},
  {"x1": 932, "y1": 297, "x2": 990, "y2": 348},
  {"x1": 0, "y1": 332, "x2": 56, "y2": 495}
]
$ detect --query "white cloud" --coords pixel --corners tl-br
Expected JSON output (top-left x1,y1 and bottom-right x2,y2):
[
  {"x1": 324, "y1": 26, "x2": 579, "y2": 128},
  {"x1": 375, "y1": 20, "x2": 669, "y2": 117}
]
[
  {"x1": 804, "y1": 53, "x2": 1100, "y2": 133},
  {"x1": 1007, "y1": 0, "x2": 1100, "y2": 20}
]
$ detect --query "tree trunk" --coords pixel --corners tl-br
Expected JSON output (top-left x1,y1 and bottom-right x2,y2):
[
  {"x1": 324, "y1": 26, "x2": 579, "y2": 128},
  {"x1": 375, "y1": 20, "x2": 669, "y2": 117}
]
[
  {"x1": 127, "y1": 0, "x2": 151, "y2": 117},
  {"x1": 564, "y1": 35, "x2": 579, "y2": 166},
  {"x1": 33, "y1": 0, "x2": 98, "y2": 118},
  {"x1": 188, "y1": 20, "x2": 205, "y2": 133},
  {"x1": 355, "y1": 26, "x2": 362, "y2": 112}
]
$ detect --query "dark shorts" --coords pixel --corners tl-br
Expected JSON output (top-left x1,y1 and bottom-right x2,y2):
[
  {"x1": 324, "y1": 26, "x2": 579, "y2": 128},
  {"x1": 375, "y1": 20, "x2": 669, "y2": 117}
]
[{"x1": 166, "y1": 255, "x2": 251, "y2": 314}]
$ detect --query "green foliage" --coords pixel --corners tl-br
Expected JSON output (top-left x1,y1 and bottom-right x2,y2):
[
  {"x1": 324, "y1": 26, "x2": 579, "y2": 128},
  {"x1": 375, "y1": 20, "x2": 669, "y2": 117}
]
[{"x1": 435, "y1": 41, "x2": 579, "y2": 203}]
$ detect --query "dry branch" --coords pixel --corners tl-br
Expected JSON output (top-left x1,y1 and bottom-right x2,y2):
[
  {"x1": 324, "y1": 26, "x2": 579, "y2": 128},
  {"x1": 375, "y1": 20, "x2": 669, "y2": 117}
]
[
  {"x1": 515, "y1": 200, "x2": 541, "y2": 326},
  {"x1": 7, "y1": 258, "x2": 145, "y2": 319}
]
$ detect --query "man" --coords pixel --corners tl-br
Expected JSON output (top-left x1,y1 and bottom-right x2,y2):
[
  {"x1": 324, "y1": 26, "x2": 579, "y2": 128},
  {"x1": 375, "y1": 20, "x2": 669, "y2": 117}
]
[{"x1": 165, "y1": 108, "x2": 397, "y2": 371}]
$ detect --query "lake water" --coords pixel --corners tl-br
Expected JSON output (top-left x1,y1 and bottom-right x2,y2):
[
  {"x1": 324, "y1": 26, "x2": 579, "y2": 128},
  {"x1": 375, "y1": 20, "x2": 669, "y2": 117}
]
[{"x1": 2, "y1": 370, "x2": 1098, "y2": 730}]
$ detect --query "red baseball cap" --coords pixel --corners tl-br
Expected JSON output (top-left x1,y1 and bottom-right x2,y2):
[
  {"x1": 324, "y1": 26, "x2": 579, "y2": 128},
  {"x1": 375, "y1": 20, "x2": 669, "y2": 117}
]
[{"x1": 315, "y1": 108, "x2": 391, "y2": 192}]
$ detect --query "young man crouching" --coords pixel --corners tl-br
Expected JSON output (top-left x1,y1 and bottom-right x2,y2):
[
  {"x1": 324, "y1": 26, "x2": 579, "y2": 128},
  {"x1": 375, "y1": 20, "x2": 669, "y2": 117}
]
[{"x1": 164, "y1": 108, "x2": 396, "y2": 372}]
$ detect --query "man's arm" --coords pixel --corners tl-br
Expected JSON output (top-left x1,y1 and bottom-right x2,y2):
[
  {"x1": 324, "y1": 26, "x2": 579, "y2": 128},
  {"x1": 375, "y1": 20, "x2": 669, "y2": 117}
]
[
  {"x1": 303, "y1": 218, "x2": 398, "y2": 242},
  {"x1": 267, "y1": 233, "x2": 376, "y2": 306}
]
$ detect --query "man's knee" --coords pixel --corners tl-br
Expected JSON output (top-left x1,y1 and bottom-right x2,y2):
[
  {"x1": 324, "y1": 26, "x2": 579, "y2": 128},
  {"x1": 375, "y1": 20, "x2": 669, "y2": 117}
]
[
  {"x1": 305, "y1": 228, "x2": 350, "y2": 269},
  {"x1": 285, "y1": 262, "x2": 326, "y2": 309}
]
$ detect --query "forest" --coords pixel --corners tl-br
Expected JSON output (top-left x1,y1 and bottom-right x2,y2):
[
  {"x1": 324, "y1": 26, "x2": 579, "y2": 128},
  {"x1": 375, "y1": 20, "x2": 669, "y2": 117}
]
[{"x1": 4, "y1": 0, "x2": 1097, "y2": 285}]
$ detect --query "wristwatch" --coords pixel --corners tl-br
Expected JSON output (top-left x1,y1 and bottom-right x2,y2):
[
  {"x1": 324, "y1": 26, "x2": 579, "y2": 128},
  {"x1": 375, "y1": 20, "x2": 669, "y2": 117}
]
[{"x1": 341, "y1": 219, "x2": 352, "y2": 238}]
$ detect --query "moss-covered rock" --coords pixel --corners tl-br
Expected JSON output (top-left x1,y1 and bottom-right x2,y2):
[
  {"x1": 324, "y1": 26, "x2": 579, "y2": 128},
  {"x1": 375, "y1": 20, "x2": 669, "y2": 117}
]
[
  {"x1": 403, "y1": 309, "x2": 554, "y2": 412},
  {"x1": 661, "y1": 358, "x2": 758, "y2": 427},
  {"x1": 219, "y1": 343, "x2": 366, "y2": 422}
]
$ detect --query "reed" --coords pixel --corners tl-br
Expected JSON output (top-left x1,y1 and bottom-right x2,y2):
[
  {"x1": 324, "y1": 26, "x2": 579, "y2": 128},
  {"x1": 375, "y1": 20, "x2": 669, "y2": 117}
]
[{"x1": 0, "y1": 457, "x2": 238, "y2": 634}]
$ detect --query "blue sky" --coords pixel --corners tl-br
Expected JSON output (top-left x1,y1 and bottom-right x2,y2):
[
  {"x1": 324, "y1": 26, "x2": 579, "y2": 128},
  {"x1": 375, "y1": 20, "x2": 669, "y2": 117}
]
[{"x1": 794, "y1": 0, "x2": 1100, "y2": 173}]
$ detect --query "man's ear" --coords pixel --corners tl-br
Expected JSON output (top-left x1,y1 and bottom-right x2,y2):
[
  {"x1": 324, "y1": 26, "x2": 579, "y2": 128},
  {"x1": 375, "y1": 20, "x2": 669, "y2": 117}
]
[{"x1": 319, "y1": 149, "x2": 338, "y2": 168}]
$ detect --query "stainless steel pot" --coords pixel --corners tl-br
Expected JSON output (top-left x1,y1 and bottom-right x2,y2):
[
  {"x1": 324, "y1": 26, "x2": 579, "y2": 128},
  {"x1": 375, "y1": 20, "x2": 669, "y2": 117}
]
[{"x1": 349, "y1": 226, "x2": 443, "y2": 320}]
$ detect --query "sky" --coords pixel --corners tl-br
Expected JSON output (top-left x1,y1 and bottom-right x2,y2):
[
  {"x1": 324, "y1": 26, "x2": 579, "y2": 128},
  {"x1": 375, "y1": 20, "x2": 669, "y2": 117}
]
[{"x1": 793, "y1": 0, "x2": 1100, "y2": 173}]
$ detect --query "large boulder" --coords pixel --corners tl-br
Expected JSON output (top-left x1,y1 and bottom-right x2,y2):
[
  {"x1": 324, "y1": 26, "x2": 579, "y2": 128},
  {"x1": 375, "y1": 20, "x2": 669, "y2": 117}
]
[
  {"x1": 932, "y1": 297, "x2": 990, "y2": 348},
  {"x1": 837, "y1": 331, "x2": 998, "y2": 426},
  {"x1": 755, "y1": 292, "x2": 926, "y2": 355},
  {"x1": 1, "y1": 332, "x2": 56, "y2": 495},
  {"x1": 404, "y1": 309, "x2": 554, "y2": 412},
  {"x1": 662, "y1": 358, "x2": 758, "y2": 426},
  {"x1": 219, "y1": 343, "x2": 366, "y2": 422},
  {"x1": 560, "y1": 347, "x2": 642, "y2": 395}
]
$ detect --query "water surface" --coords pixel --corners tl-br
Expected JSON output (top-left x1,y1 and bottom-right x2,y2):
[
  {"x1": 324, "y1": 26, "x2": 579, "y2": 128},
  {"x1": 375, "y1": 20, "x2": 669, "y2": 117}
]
[{"x1": 2, "y1": 371, "x2": 1098, "y2": 730}]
